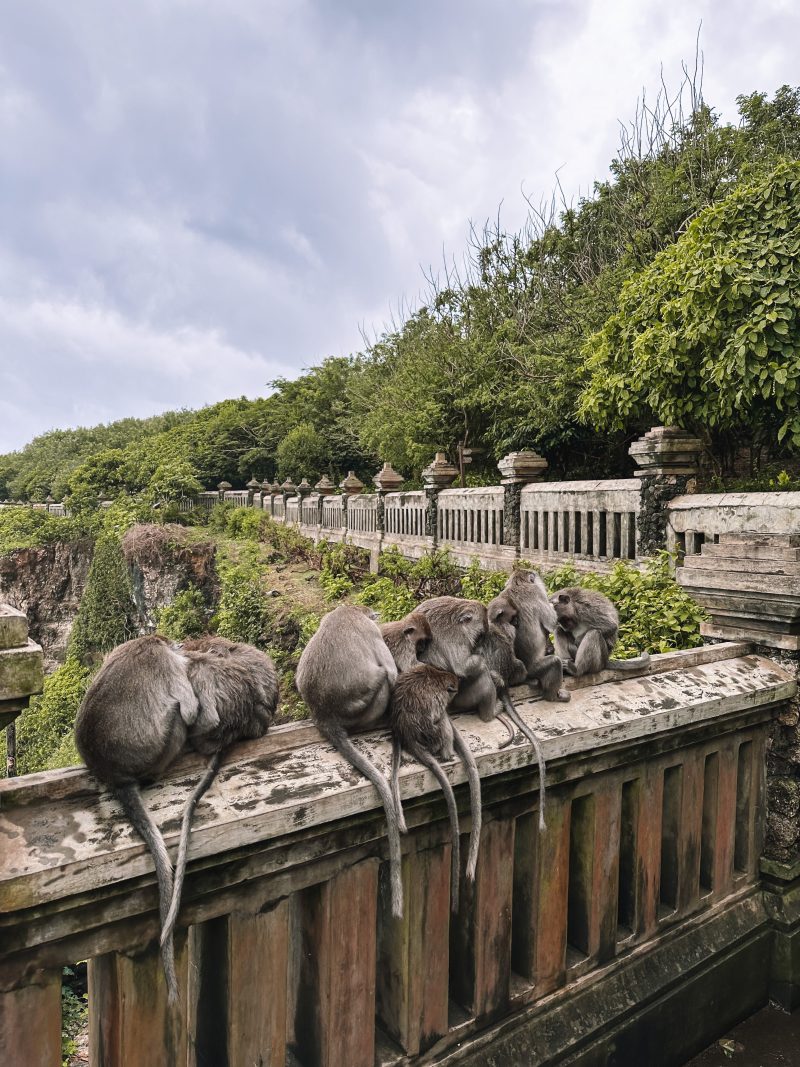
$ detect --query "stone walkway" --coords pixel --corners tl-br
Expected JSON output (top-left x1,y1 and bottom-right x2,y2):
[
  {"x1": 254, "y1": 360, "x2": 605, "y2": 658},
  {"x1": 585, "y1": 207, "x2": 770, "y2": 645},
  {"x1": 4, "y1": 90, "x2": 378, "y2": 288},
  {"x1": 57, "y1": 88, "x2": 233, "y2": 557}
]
[{"x1": 686, "y1": 1004, "x2": 800, "y2": 1065}]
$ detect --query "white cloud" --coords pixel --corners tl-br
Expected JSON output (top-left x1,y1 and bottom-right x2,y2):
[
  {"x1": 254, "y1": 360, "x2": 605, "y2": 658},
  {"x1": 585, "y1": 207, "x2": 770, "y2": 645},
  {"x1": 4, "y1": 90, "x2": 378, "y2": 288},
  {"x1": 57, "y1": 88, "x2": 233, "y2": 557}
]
[{"x1": 0, "y1": 0, "x2": 799, "y2": 451}]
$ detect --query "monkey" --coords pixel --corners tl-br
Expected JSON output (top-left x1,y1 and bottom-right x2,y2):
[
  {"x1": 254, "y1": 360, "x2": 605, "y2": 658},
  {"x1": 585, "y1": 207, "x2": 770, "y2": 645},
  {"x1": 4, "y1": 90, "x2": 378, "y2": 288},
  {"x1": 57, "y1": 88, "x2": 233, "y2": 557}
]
[
  {"x1": 484, "y1": 595, "x2": 548, "y2": 830},
  {"x1": 500, "y1": 571, "x2": 571, "y2": 703},
  {"x1": 158, "y1": 636, "x2": 279, "y2": 971},
  {"x1": 295, "y1": 603, "x2": 405, "y2": 917},
  {"x1": 551, "y1": 587, "x2": 651, "y2": 676},
  {"x1": 388, "y1": 665, "x2": 467, "y2": 908},
  {"x1": 380, "y1": 611, "x2": 432, "y2": 672},
  {"x1": 414, "y1": 596, "x2": 494, "y2": 879},
  {"x1": 74, "y1": 635, "x2": 216, "y2": 1002}
]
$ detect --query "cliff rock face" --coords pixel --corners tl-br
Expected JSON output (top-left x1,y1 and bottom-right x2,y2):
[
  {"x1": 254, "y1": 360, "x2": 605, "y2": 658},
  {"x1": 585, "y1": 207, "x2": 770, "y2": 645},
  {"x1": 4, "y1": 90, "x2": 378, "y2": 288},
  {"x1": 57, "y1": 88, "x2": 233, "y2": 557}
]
[
  {"x1": 122, "y1": 525, "x2": 218, "y2": 633},
  {"x1": 0, "y1": 541, "x2": 92, "y2": 669},
  {"x1": 0, "y1": 525, "x2": 218, "y2": 669}
]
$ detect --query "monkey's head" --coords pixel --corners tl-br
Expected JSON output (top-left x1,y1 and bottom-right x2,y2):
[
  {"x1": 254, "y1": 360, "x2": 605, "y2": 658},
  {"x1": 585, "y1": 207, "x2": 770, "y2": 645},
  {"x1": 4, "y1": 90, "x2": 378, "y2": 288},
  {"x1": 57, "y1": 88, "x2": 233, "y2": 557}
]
[
  {"x1": 507, "y1": 569, "x2": 549, "y2": 601},
  {"x1": 488, "y1": 595, "x2": 518, "y2": 630},
  {"x1": 551, "y1": 589, "x2": 581, "y2": 631},
  {"x1": 424, "y1": 666, "x2": 460, "y2": 697},
  {"x1": 399, "y1": 611, "x2": 432, "y2": 656},
  {"x1": 457, "y1": 600, "x2": 489, "y2": 650}
]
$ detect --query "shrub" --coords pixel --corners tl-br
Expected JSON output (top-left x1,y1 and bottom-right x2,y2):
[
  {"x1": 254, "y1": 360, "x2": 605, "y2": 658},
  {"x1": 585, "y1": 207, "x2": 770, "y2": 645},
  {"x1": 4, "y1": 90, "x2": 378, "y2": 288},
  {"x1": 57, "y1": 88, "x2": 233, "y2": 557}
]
[
  {"x1": 156, "y1": 585, "x2": 209, "y2": 640},
  {"x1": 69, "y1": 532, "x2": 135, "y2": 666},
  {"x1": 460, "y1": 559, "x2": 508, "y2": 603},
  {"x1": 15, "y1": 657, "x2": 92, "y2": 775}
]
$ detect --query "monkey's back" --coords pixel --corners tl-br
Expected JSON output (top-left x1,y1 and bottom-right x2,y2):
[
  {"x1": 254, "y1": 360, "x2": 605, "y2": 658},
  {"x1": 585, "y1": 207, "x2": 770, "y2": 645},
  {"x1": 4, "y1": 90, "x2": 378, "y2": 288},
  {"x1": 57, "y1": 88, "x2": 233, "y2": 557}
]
[
  {"x1": 390, "y1": 665, "x2": 455, "y2": 753},
  {"x1": 296, "y1": 605, "x2": 397, "y2": 723},
  {"x1": 74, "y1": 635, "x2": 198, "y2": 786},
  {"x1": 555, "y1": 587, "x2": 619, "y2": 640},
  {"x1": 182, "y1": 638, "x2": 279, "y2": 753}
]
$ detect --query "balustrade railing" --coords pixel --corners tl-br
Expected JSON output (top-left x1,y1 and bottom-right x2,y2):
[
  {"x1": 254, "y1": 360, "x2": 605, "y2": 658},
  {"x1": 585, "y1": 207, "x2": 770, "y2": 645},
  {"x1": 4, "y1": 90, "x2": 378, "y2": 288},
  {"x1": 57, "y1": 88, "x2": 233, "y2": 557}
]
[
  {"x1": 0, "y1": 644, "x2": 790, "y2": 1066},
  {"x1": 520, "y1": 479, "x2": 640, "y2": 570}
]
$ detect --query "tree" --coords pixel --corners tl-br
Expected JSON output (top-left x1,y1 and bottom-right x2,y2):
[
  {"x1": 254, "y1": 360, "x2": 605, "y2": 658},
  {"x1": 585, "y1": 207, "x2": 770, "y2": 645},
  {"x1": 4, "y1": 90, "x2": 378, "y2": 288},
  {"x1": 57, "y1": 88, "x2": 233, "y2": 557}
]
[
  {"x1": 579, "y1": 162, "x2": 800, "y2": 457},
  {"x1": 148, "y1": 459, "x2": 203, "y2": 503},
  {"x1": 276, "y1": 423, "x2": 329, "y2": 482}
]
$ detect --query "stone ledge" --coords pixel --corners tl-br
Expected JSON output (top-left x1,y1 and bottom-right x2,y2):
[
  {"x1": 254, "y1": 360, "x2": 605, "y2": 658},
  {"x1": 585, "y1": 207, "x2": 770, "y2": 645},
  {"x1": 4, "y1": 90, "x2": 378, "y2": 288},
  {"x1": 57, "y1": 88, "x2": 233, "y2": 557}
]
[
  {"x1": 0, "y1": 640, "x2": 44, "y2": 702},
  {"x1": 0, "y1": 606, "x2": 28, "y2": 652}
]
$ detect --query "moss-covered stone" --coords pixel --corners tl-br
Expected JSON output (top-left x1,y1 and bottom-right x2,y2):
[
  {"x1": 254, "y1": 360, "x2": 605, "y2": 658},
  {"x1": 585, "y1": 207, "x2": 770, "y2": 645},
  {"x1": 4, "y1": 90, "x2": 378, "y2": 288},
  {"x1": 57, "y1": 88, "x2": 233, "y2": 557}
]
[{"x1": 0, "y1": 640, "x2": 44, "y2": 700}]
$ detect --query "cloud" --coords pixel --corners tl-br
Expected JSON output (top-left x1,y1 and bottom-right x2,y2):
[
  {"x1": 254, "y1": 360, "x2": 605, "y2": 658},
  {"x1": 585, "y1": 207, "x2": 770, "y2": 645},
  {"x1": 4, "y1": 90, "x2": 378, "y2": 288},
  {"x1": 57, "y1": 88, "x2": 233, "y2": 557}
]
[{"x1": 0, "y1": 0, "x2": 798, "y2": 451}]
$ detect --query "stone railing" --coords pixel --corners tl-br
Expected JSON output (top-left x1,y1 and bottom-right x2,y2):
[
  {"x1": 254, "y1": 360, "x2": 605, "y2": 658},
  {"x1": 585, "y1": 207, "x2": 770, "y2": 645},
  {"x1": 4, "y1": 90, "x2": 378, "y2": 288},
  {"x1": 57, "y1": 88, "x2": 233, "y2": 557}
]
[
  {"x1": 0, "y1": 605, "x2": 43, "y2": 777},
  {"x1": 667, "y1": 491, "x2": 800, "y2": 556},
  {"x1": 520, "y1": 478, "x2": 640, "y2": 570},
  {"x1": 0, "y1": 643, "x2": 796, "y2": 1064}
]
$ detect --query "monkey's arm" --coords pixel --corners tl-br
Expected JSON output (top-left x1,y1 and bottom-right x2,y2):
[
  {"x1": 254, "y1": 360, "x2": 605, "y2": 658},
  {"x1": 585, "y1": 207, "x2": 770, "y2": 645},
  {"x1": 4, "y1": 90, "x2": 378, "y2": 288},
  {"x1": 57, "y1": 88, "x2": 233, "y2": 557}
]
[{"x1": 574, "y1": 629, "x2": 609, "y2": 676}]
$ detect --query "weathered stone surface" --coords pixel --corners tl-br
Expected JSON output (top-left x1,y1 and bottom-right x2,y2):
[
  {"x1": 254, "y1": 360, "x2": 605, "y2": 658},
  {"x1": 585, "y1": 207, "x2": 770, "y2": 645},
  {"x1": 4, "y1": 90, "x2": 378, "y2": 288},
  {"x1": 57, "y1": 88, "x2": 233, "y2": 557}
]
[
  {"x1": 0, "y1": 640, "x2": 43, "y2": 701},
  {"x1": 0, "y1": 605, "x2": 27, "y2": 651},
  {"x1": 629, "y1": 425, "x2": 703, "y2": 477}
]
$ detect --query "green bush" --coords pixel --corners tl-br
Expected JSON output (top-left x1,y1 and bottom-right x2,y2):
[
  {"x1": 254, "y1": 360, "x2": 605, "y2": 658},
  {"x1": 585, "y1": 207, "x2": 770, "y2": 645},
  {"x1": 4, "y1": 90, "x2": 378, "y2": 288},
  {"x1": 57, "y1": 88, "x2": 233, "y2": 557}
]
[
  {"x1": 213, "y1": 545, "x2": 273, "y2": 645},
  {"x1": 460, "y1": 558, "x2": 508, "y2": 603},
  {"x1": 0, "y1": 508, "x2": 98, "y2": 555},
  {"x1": 61, "y1": 967, "x2": 88, "y2": 1066},
  {"x1": 156, "y1": 585, "x2": 209, "y2": 640},
  {"x1": 15, "y1": 657, "x2": 92, "y2": 775}
]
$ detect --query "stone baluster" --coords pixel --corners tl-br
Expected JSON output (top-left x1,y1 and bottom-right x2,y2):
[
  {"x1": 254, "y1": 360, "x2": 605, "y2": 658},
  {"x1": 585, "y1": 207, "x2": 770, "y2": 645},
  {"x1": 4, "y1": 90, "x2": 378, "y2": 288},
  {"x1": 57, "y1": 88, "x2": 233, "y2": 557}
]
[{"x1": 421, "y1": 453, "x2": 458, "y2": 544}]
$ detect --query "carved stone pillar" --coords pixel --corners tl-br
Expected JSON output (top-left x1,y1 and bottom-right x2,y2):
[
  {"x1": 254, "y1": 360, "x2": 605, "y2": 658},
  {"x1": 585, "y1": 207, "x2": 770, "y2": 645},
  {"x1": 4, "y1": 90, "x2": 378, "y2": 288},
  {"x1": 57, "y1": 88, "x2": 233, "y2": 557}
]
[
  {"x1": 421, "y1": 454, "x2": 458, "y2": 542},
  {"x1": 630, "y1": 427, "x2": 702, "y2": 557},
  {"x1": 498, "y1": 449, "x2": 548, "y2": 554}
]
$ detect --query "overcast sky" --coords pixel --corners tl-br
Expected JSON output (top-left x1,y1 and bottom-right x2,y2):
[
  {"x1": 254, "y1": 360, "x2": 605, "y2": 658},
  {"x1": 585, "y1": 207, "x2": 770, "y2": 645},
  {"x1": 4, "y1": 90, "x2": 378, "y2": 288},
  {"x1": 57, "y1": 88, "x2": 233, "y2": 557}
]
[{"x1": 0, "y1": 0, "x2": 798, "y2": 453}]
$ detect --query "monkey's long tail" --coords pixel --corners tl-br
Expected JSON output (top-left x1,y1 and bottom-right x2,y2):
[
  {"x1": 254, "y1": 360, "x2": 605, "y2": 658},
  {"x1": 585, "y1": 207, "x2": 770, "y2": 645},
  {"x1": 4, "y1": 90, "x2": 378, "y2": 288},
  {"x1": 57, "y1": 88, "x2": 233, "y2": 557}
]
[
  {"x1": 160, "y1": 751, "x2": 223, "y2": 973},
  {"x1": 500, "y1": 693, "x2": 547, "y2": 832},
  {"x1": 409, "y1": 743, "x2": 461, "y2": 912},
  {"x1": 390, "y1": 738, "x2": 409, "y2": 835},
  {"x1": 451, "y1": 726, "x2": 482, "y2": 884},
  {"x1": 608, "y1": 652, "x2": 651, "y2": 671},
  {"x1": 321, "y1": 723, "x2": 404, "y2": 919},
  {"x1": 114, "y1": 784, "x2": 178, "y2": 1004}
]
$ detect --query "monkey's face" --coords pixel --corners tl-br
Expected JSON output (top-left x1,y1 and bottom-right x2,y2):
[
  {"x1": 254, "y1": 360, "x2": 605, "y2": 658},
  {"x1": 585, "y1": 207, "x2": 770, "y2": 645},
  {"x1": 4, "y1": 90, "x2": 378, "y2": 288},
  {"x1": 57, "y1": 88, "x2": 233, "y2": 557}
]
[{"x1": 489, "y1": 602, "x2": 517, "y2": 629}]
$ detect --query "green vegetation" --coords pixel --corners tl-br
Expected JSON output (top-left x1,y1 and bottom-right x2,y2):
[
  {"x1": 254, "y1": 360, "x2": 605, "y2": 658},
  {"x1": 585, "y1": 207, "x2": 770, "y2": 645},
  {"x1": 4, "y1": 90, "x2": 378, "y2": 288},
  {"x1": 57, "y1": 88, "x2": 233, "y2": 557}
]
[
  {"x1": 581, "y1": 162, "x2": 800, "y2": 468},
  {"x1": 14, "y1": 657, "x2": 92, "y2": 776},
  {"x1": 0, "y1": 507, "x2": 98, "y2": 555},
  {"x1": 2, "y1": 84, "x2": 800, "y2": 498},
  {"x1": 61, "y1": 967, "x2": 88, "y2": 1067},
  {"x1": 69, "y1": 533, "x2": 135, "y2": 666}
]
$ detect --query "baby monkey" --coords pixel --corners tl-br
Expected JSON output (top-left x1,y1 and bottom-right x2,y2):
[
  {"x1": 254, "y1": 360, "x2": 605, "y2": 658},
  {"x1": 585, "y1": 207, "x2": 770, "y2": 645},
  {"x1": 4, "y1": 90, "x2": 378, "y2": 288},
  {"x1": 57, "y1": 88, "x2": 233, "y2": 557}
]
[
  {"x1": 389, "y1": 666, "x2": 462, "y2": 908},
  {"x1": 551, "y1": 587, "x2": 651, "y2": 676}
]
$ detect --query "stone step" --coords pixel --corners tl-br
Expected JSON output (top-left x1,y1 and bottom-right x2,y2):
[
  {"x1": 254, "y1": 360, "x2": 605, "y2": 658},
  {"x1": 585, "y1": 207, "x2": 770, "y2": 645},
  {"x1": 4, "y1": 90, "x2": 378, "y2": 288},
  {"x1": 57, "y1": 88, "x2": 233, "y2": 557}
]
[
  {"x1": 683, "y1": 554, "x2": 800, "y2": 575},
  {"x1": 0, "y1": 605, "x2": 28, "y2": 651},
  {"x1": 678, "y1": 569, "x2": 800, "y2": 596},
  {"x1": 699, "y1": 543, "x2": 800, "y2": 562},
  {"x1": 718, "y1": 531, "x2": 800, "y2": 546}
]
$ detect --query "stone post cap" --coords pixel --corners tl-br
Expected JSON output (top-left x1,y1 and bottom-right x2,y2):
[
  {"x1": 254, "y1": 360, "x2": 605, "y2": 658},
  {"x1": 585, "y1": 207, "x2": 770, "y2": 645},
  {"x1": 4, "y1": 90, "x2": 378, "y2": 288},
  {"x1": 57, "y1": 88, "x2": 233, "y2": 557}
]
[
  {"x1": 280, "y1": 479, "x2": 296, "y2": 493},
  {"x1": 498, "y1": 449, "x2": 548, "y2": 483},
  {"x1": 246, "y1": 477, "x2": 261, "y2": 490},
  {"x1": 373, "y1": 462, "x2": 404, "y2": 492},
  {"x1": 314, "y1": 475, "x2": 336, "y2": 493},
  {"x1": 629, "y1": 426, "x2": 702, "y2": 477},
  {"x1": 0, "y1": 605, "x2": 43, "y2": 700},
  {"x1": 422, "y1": 452, "x2": 459, "y2": 489},
  {"x1": 296, "y1": 478, "x2": 313, "y2": 497},
  {"x1": 45, "y1": 495, "x2": 54, "y2": 504},
  {"x1": 340, "y1": 471, "x2": 365, "y2": 495},
  {"x1": 217, "y1": 481, "x2": 233, "y2": 491},
  {"x1": 269, "y1": 482, "x2": 282, "y2": 493},
  {"x1": 261, "y1": 478, "x2": 272, "y2": 491}
]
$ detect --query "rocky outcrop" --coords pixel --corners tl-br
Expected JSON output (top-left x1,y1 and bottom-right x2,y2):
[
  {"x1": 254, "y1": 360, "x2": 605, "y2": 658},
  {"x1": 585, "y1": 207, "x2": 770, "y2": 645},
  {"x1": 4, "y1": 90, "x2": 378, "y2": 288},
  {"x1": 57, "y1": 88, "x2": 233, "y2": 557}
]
[
  {"x1": 0, "y1": 541, "x2": 92, "y2": 669},
  {"x1": 0, "y1": 525, "x2": 218, "y2": 670}
]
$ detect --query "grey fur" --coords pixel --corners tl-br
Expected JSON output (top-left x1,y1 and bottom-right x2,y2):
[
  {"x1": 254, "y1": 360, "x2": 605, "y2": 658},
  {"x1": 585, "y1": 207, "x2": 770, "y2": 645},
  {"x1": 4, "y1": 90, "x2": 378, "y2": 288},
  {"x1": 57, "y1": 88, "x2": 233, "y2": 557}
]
[
  {"x1": 159, "y1": 636, "x2": 279, "y2": 963},
  {"x1": 74, "y1": 635, "x2": 207, "y2": 1002},
  {"x1": 500, "y1": 572, "x2": 570, "y2": 702},
  {"x1": 416, "y1": 596, "x2": 497, "y2": 721},
  {"x1": 551, "y1": 587, "x2": 651, "y2": 676},
  {"x1": 381, "y1": 611, "x2": 432, "y2": 673},
  {"x1": 295, "y1": 604, "x2": 405, "y2": 918},
  {"x1": 485, "y1": 597, "x2": 548, "y2": 830},
  {"x1": 389, "y1": 665, "x2": 464, "y2": 908}
]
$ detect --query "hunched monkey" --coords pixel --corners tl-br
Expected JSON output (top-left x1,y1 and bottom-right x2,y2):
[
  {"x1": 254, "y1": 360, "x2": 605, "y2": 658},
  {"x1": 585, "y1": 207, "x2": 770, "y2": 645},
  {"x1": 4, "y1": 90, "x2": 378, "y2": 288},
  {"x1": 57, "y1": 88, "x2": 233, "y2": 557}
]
[
  {"x1": 381, "y1": 611, "x2": 432, "y2": 672},
  {"x1": 484, "y1": 595, "x2": 549, "y2": 830},
  {"x1": 551, "y1": 587, "x2": 651, "y2": 676},
  {"x1": 389, "y1": 665, "x2": 466, "y2": 907},
  {"x1": 500, "y1": 571, "x2": 570, "y2": 702},
  {"x1": 74, "y1": 635, "x2": 218, "y2": 1002},
  {"x1": 158, "y1": 636, "x2": 279, "y2": 970},
  {"x1": 295, "y1": 603, "x2": 405, "y2": 917}
]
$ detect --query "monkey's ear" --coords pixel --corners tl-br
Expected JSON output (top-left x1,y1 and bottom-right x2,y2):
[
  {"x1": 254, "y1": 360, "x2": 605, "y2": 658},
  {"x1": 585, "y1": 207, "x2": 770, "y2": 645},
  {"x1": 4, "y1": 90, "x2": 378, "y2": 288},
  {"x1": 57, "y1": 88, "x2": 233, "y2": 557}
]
[
  {"x1": 457, "y1": 609, "x2": 475, "y2": 624},
  {"x1": 558, "y1": 593, "x2": 571, "y2": 604},
  {"x1": 402, "y1": 623, "x2": 417, "y2": 636}
]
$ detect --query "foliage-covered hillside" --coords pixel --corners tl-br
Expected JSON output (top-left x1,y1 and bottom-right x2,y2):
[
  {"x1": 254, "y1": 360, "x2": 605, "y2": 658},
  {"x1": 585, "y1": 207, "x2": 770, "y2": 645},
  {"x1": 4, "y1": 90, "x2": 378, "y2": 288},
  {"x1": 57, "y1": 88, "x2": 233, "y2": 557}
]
[{"x1": 2, "y1": 84, "x2": 799, "y2": 503}]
